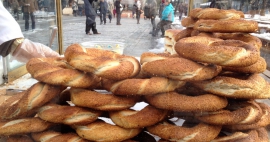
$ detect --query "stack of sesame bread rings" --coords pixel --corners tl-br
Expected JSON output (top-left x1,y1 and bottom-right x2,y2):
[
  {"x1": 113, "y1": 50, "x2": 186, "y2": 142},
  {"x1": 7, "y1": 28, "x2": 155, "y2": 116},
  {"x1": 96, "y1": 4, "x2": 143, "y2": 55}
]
[{"x1": 1, "y1": 8, "x2": 270, "y2": 142}]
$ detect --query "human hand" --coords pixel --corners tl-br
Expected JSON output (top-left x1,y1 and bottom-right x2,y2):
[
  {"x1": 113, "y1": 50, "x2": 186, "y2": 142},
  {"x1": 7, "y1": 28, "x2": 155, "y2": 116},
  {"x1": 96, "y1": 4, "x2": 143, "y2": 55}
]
[{"x1": 12, "y1": 39, "x2": 60, "y2": 63}]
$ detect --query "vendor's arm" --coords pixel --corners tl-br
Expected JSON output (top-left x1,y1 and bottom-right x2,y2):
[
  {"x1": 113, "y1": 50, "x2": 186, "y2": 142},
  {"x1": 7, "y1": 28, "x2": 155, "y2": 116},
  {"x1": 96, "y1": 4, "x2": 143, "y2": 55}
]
[{"x1": 0, "y1": 2, "x2": 59, "y2": 62}]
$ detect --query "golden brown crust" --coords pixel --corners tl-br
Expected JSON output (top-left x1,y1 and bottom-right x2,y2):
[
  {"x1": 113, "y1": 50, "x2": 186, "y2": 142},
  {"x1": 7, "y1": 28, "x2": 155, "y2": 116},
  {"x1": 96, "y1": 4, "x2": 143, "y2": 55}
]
[
  {"x1": 145, "y1": 92, "x2": 228, "y2": 112},
  {"x1": 70, "y1": 88, "x2": 140, "y2": 111},
  {"x1": 190, "y1": 8, "x2": 244, "y2": 20},
  {"x1": 181, "y1": 17, "x2": 197, "y2": 27},
  {"x1": 172, "y1": 28, "x2": 193, "y2": 43},
  {"x1": 141, "y1": 53, "x2": 222, "y2": 81},
  {"x1": 31, "y1": 131, "x2": 89, "y2": 142},
  {"x1": 74, "y1": 119, "x2": 142, "y2": 141},
  {"x1": 224, "y1": 103, "x2": 270, "y2": 131},
  {"x1": 147, "y1": 121, "x2": 222, "y2": 142},
  {"x1": 38, "y1": 103, "x2": 102, "y2": 125},
  {"x1": 0, "y1": 82, "x2": 64, "y2": 120},
  {"x1": 175, "y1": 36, "x2": 260, "y2": 67},
  {"x1": 194, "y1": 19, "x2": 258, "y2": 33},
  {"x1": 64, "y1": 43, "x2": 141, "y2": 80},
  {"x1": 102, "y1": 77, "x2": 185, "y2": 96},
  {"x1": 196, "y1": 100, "x2": 263, "y2": 125},
  {"x1": 0, "y1": 117, "x2": 53, "y2": 136},
  {"x1": 222, "y1": 57, "x2": 267, "y2": 73},
  {"x1": 192, "y1": 73, "x2": 270, "y2": 99},
  {"x1": 213, "y1": 33, "x2": 262, "y2": 49},
  {"x1": 110, "y1": 105, "x2": 169, "y2": 128},
  {"x1": 26, "y1": 57, "x2": 100, "y2": 88}
]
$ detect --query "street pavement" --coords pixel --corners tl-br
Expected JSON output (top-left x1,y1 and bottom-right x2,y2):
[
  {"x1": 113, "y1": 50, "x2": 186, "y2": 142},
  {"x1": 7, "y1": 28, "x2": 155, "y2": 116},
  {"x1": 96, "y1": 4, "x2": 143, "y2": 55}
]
[{"x1": 16, "y1": 13, "x2": 170, "y2": 57}]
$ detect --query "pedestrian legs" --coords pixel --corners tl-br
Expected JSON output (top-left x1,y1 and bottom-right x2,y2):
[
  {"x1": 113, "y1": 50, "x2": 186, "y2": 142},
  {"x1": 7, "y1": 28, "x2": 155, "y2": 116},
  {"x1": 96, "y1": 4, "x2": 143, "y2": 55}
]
[
  {"x1": 30, "y1": 12, "x2": 36, "y2": 30},
  {"x1": 116, "y1": 12, "x2": 121, "y2": 25},
  {"x1": 24, "y1": 12, "x2": 29, "y2": 31}
]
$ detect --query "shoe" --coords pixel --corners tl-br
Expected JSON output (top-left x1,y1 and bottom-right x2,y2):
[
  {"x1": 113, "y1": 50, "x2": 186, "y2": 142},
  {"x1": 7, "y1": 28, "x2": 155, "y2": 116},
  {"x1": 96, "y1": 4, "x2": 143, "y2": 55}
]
[
  {"x1": 160, "y1": 35, "x2": 164, "y2": 38},
  {"x1": 152, "y1": 34, "x2": 156, "y2": 37},
  {"x1": 86, "y1": 33, "x2": 92, "y2": 35},
  {"x1": 149, "y1": 31, "x2": 152, "y2": 34},
  {"x1": 94, "y1": 32, "x2": 101, "y2": 34},
  {"x1": 25, "y1": 29, "x2": 29, "y2": 31},
  {"x1": 117, "y1": 23, "x2": 121, "y2": 25},
  {"x1": 104, "y1": 23, "x2": 106, "y2": 25}
]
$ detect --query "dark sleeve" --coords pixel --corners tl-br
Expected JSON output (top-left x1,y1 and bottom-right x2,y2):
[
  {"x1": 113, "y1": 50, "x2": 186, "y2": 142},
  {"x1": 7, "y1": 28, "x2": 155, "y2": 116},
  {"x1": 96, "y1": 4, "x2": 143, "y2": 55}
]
[{"x1": 0, "y1": 39, "x2": 16, "y2": 57}]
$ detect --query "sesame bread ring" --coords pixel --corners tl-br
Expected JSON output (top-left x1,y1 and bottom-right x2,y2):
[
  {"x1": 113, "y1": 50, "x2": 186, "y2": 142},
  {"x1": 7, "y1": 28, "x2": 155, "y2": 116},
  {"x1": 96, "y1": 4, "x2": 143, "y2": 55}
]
[
  {"x1": 70, "y1": 88, "x2": 140, "y2": 111},
  {"x1": 74, "y1": 119, "x2": 142, "y2": 141},
  {"x1": 26, "y1": 57, "x2": 100, "y2": 88},
  {"x1": 213, "y1": 33, "x2": 262, "y2": 49},
  {"x1": 64, "y1": 43, "x2": 140, "y2": 80},
  {"x1": 147, "y1": 121, "x2": 221, "y2": 142},
  {"x1": 37, "y1": 103, "x2": 102, "y2": 125},
  {"x1": 102, "y1": 77, "x2": 185, "y2": 96},
  {"x1": 145, "y1": 92, "x2": 227, "y2": 112},
  {"x1": 212, "y1": 129, "x2": 259, "y2": 142},
  {"x1": 190, "y1": 8, "x2": 244, "y2": 20},
  {"x1": 181, "y1": 17, "x2": 197, "y2": 28},
  {"x1": 192, "y1": 73, "x2": 270, "y2": 99},
  {"x1": 224, "y1": 103, "x2": 270, "y2": 131},
  {"x1": 175, "y1": 36, "x2": 260, "y2": 67},
  {"x1": 141, "y1": 52, "x2": 222, "y2": 81},
  {"x1": 0, "y1": 82, "x2": 64, "y2": 120},
  {"x1": 172, "y1": 28, "x2": 193, "y2": 43},
  {"x1": 31, "y1": 131, "x2": 89, "y2": 142},
  {"x1": 222, "y1": 57, "x2": 267, "y2": 74},
  {"x1": 109, "y1": 104, "x2": 169, "y2": 128},
  {"x1": 195, "y1": 100, "x2": 262, "y2": 125},
  {"x1": 0, "y1": 117, "x2": 53, "y2": 136},
  {"x1": 194, "y1": 19, "x2": 258, "y2": 33}
]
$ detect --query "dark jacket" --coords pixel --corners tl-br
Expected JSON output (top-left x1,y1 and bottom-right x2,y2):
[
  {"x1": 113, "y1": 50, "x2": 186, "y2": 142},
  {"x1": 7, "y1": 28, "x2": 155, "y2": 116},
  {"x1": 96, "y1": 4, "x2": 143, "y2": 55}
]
[
  {"x1": 19, "y1": 0, "x2": 39, "y2": 13},
  {"x1": 114, "y1": 0, "x2": 121, "y2": 14},
  {"x1": 99, "y1": 1, "x2": 108, "y2": 14},
  {"x1": 84, "y1": 0, "x2": 96, "y2": 25},
  {"x1": 148, "y1": 0, "x2": 157, "y2": 17}
]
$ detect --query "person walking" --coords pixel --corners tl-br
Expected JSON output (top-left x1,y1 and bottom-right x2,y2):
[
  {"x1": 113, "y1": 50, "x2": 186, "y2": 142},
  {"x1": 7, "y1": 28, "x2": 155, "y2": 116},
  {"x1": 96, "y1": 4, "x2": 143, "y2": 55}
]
[
  {"x1": 72, "y1": 2, "x2": 78, "y2": 17},
  {"x1": 178, "y1": 2, "x2": 184, "y2": 20},
  {"x1": 114, "y1": 0, "x2": 122, "y2": 25},
  {"x1": 19, "y1": 0, "x2": 39, "y2": 31},
  {"x1": 146, "y1": 0, "x2": 157, "y2": 34},
  {"x1": 134, "y1": 0, "x2": 142, "y2": 24},
  {"x1": 107, "y1": 1, "x2": 113, "y2": 23},
  {"x1": 10, "y1": 0, "x2": 19, "y2": 20},
  {"x1": 99, "y1": 0, "x2": 108, "y2": 25},
  {"x1": 152, "y1": 0, "x2": 174, "y2": 37},
  {"x1": 84, "y1": 0, "x2": 100, "y2": 35}
]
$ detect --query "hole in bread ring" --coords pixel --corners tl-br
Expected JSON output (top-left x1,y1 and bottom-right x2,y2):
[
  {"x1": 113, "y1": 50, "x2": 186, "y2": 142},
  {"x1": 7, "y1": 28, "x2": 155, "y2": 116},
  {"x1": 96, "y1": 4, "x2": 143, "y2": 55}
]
[
  {"x1": 109, "y1": 103, "x2": 170, "y2": 128},
  {"x1": 74, "y1": 119, "x2": 142, "y2": 141},
  {"x1": 145, "y1": 91, "x2": 228, "y2": 112},
  {"x1": 195, "y1": 100, "x2": 263, "y2": 125},
  {"x1": 192, "y1": 73, "x2": 270, "y2": 99},
  {"x1": 70, "y1": 88, "x2": 140, "y2": 111},
  {"x1": 26, "y1": 57, "x2": 100, "y2": 88},
  {"x1": 147, "y1": 120, "x2": 222, "y2": 142},
  {"x1": 64, "y1": 43, "x2": 141, "y2": 80},
  {"x1": 175, "y1": 36, "x2": 260, "y2": 67}
]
